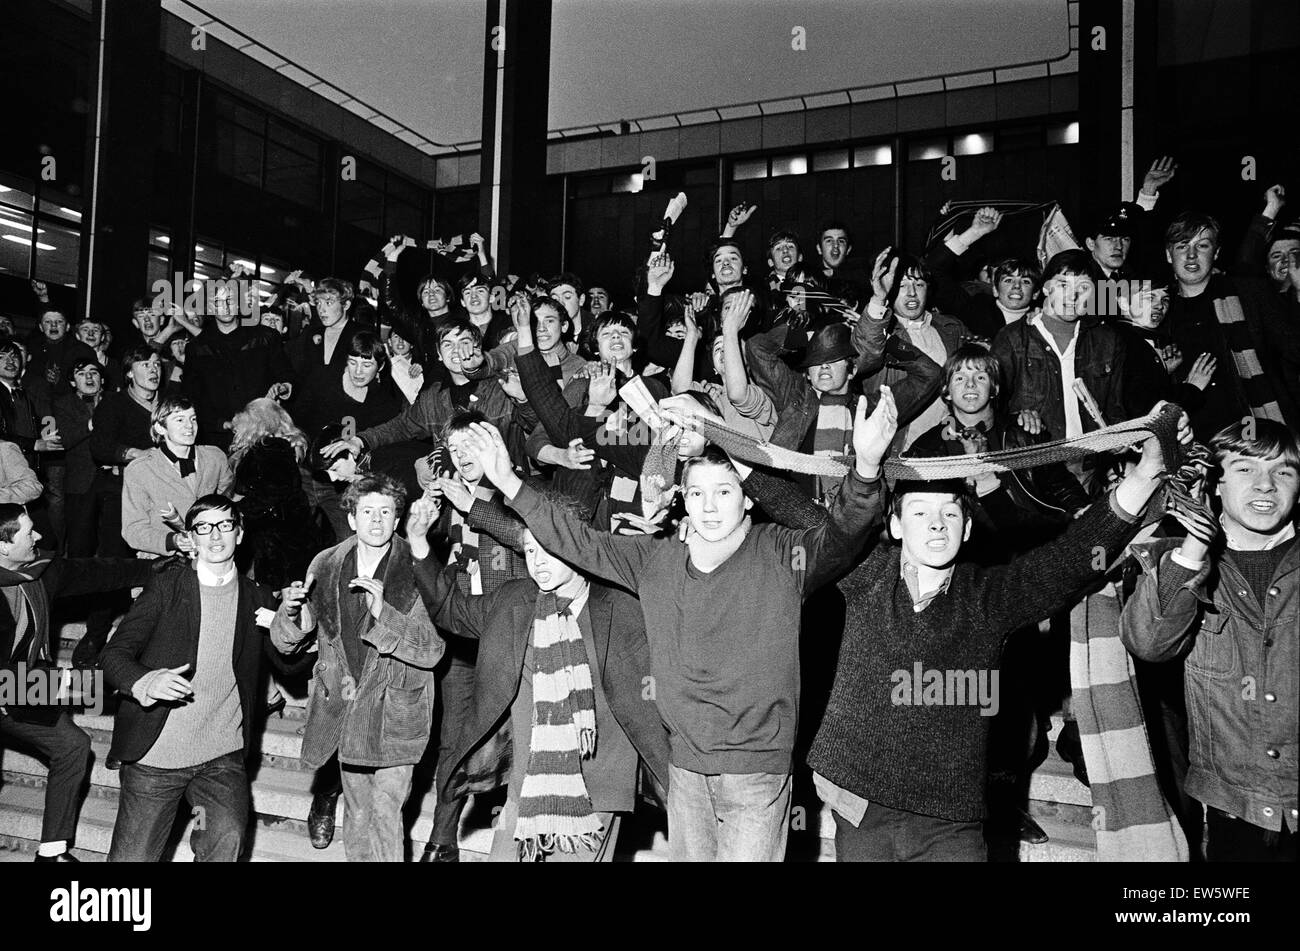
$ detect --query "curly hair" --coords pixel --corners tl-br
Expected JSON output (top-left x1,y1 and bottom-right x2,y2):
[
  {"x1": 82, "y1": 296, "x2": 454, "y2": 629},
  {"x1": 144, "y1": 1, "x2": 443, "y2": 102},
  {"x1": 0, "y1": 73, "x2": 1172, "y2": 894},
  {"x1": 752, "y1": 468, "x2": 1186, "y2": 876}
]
[{"x1": 228, "y1": 398, "x2": 309, "y2": 467}]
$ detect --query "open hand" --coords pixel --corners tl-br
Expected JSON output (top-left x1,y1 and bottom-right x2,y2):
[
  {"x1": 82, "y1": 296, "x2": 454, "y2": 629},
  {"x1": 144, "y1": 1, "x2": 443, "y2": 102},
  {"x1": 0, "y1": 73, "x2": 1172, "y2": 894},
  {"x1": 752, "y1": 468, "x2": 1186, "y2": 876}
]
[
  {"x1": 349, "y1": 577, "x2": 385, "y2": 620},
  {"x1": 854, "y1": 385, "x2": 898, "y2": 476}
]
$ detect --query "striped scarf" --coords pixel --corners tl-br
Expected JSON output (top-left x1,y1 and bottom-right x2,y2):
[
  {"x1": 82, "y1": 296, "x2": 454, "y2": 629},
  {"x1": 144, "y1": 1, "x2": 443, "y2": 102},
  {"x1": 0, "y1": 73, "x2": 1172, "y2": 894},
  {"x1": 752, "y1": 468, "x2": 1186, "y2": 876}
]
[
  {"x1": 813, "y1": 393, "x2": 854, "y2": 501},
  {"x1": 515, "y1": 590, "x2": 602, "y2": 860},
  {"x1": 446, "y1": 484, "x2": 496, "y2": 595},
  {"x1": 1209, "y1": 278, "x2": 1286, "y2": 424}
]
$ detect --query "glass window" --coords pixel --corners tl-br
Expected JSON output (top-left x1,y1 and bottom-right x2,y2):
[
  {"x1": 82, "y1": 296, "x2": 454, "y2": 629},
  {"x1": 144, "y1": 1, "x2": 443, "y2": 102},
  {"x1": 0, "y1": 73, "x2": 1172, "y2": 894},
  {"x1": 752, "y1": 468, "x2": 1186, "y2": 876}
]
[
  {"x1": 213, "y1": 94, "x2": 265, "y2": 133},
  {"x1": 194, "y1": 238, "x2": 223, "y2": 268},
  {"x1": 732, "y1": 158, "x2": 768, "y2": 181},
  {"x1": 384, "y1": 197, "x2": 424, "y2": 237},
  {"x1": 214, "y1": 119, "x2": 264, "y2": 187},
  {"x1": 35, "y1": 218, "x2": 81, "y2": 288},
  {"x1": 997, "y1": 126, "x2": 1043, "y2": 151},
  {"x1": 1046, "y1": 121, "x2": 1080, "y2": 146},
  {"x1": 812, "y1": 149, "x2": 850, "y2": 172},
  {"x1": 770, "y1": 155, "x2": 808, "y2": 177},
  {"x1": 265, "y1": 142, "x2": 322, "y2": 208},
  {"x1": 854, "y1": 144, "x2": 893, "y2": 167},
  {"x1": 0, "y1": 175, "x2": 35, "y2": 209},
  {"x1": 610, "y1": 173, "x2": 644, "y2": 194},
  {"x1": 149, "y1": 227, "x2": 171, "y2": 248},
  {"x1": 147, "y1": 251, "x2": 170, "y2": 290},
  {"x1": 339, "y1": 182, "x2": 384, "y2": 236},
  {"x1": 952, "y1": 133, "x2": 994, "y2": 156},
  {"x1": 0, "y1": 207, "x2": 35, "y2": 279},
  {"x1": 907, "y1": 137, "x2": 949, "y2": 161},
  {"x1": 39, "y1": 199, "x2": 81, "y2": 224}
]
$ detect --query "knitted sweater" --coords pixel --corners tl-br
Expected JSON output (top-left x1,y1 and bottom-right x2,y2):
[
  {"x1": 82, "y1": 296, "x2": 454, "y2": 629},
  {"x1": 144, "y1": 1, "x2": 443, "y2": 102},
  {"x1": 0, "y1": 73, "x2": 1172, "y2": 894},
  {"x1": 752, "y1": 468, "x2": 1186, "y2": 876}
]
[{"x1": 809, "y1": 491, "x2": 1142, "y2": 822}]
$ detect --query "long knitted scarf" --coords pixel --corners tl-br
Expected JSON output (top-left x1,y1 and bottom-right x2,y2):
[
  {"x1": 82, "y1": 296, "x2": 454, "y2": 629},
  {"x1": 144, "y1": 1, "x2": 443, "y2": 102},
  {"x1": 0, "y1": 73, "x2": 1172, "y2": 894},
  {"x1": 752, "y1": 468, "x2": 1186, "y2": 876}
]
[
  {"x1": 515, "y1": 591, "x2": 603, "y2": 861},
  {"x1": 1209, "y1": 278, "x2": 1285, "y2": 423}
]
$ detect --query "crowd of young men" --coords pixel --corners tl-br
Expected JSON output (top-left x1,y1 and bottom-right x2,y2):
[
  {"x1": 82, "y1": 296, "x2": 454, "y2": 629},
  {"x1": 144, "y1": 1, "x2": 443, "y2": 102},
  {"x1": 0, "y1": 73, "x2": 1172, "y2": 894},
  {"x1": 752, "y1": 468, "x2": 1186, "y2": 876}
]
[{"x1": 0, "y1": 162, "x2": 1296, "y2": 863}]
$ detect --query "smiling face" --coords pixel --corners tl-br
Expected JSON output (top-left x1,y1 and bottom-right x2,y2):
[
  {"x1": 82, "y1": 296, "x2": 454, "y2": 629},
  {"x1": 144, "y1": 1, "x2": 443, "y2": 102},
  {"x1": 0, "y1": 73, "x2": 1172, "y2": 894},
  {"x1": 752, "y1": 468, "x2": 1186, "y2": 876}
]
[
  {"x1": 550, "y1": 283, "x2": 583, "y2": 320},
  {"x1": 76, "y1": 321, "x2": 105, "y2": 350},
  {"x1": 819, "y1": 228, "x2": 851, "y2": 270},
  {"x1": 348, "y1": 491, "x2": 399, "y2": 550},
  {"x1": 1166, "y1": 228, "x2": 1217, "y2": 290},
  {"x1": 683, "y1": 461, "x2": 752, "y2": 542},
  {"x1": 446, "y1": 429, "x2": 484, "y2": 484},
  {"x1": 40, "y1": 311, "x2": 68, "y2": 342},
  {"x1": 1266, "y1": 238, "x2": 1300, "y2": 285},
  {"x1": 157, "y1": 407, "x2": 197, "y2": 448},
  {"x1": 994, "y1": 270, "x2": 1035, "y2": 311},
  {"x1": 890, "y1": 492, "x2": 972, "y2": 569},
  {"x1": 1042, "y1": 271, "x2": 1095, "y2": 322},
  {"x1": 72, "y1": 364, "x2": 103, "y2": 397},
  {"x1": 806, "y1": 357, "x2": 851, "y2": 395},
  {"x1": 595, "y1": 322, "x2": 634, "y2": 365},
  {"x1": 711, "y1": 245, "x2": 744, "y2": 288},
  {"x1": 438, "y1": 329, "x2": 479, "y2": 375},
  {"x1": 522, "y1": 528, "x2": 578, "y2": 592},
  {"x1": 892, "y1": 272, "x2": 929, "y2": 321},
  {"x1": 534, "y1": 304, "x2": 566, "y2": 353},
  {"x1": 1, "y1": 513, "x2": 41, "y2": 565},
  {"x1": 0, "y1": 348, "x2": 22, "y2": 384},
  {"x1": 419, "y1": 281, "x2": 448, "y2": 314},
  {"x1": 1087, "y1": 233, "x2": 1131, "y2": 272},
  {"x1": 461, "y1": 284, "x2": 491, "y2": 317},
  {"x1": 1216, "y1": 451, "x2": 1299, "y2": 541},
  {"x1": 947, "y1": 361, "x2": 995, "y2": 417},
  {"x1": 190, "y1": 508, "x2": 243, "y2": 568},
  {"x1": 128, "y1": 352, "x2": 163, "y2": 393},
  {"x1": 346, "y1": 354, "x2": 379, "y2": 388}
]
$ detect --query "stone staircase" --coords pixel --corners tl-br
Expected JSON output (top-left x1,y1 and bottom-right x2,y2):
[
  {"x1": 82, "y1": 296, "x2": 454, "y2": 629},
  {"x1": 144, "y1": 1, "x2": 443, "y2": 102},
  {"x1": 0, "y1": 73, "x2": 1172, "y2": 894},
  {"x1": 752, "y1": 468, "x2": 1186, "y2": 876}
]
[{"x1": 0, "y1": 624, "x2": 1095, "y2": 862}]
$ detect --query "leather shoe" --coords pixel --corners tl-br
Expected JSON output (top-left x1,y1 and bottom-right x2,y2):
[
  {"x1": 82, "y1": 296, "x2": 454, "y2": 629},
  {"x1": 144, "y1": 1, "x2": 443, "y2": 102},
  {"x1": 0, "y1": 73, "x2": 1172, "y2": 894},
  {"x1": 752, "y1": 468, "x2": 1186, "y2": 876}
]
[
  {"x1": 307, "y1": 791, "x2": 340, "y2": 849},
  {"x1": 34, "y1": 852, "x2": 80, "y2": 863},
  {"x1": 1019, "y1": 809, "x2": 1050, "y2": 845},
  {"x1": 420, "y1": 843, "x2": 459, "y2": 863},
  {"x1": 1055, "y1": 720, "x2": 1090, "y2": 788}
]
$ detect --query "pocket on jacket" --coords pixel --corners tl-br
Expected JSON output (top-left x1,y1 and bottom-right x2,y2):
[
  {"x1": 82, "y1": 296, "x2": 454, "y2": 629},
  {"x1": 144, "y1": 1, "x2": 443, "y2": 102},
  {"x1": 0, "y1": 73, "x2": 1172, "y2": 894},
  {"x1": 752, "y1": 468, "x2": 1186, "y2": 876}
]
[
  {"x1": 1186, "y1": 613, "x2": 1236, "y2": 678},
  {"x1": 382, "y1": 683, "x2": 433, "y2": 744}
]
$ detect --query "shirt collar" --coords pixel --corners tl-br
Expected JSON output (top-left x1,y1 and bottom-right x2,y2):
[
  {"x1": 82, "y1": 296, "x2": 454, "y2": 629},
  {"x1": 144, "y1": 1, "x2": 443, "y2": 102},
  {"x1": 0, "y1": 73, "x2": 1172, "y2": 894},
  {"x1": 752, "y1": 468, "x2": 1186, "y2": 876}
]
[
  {"x1": 900, "y1": 552, "x2": 953, "y2": 612},
  {"x1": 899, "y1": 310, "x2": 934, "y2": 331},
  {"x1": 1221, "y1": 518, "x2": 1296, "y2": 552},
  {"x1": 196, "y1": 561, "x2": 237, "y2": 587}
]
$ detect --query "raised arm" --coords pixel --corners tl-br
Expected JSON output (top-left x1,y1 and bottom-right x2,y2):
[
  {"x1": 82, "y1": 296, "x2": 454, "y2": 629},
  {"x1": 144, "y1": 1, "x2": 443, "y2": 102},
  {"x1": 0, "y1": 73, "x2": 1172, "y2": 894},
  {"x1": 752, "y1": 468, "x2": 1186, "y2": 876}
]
[{"x1": 670, "y1": 306, "x2": 701, "y2": 395}]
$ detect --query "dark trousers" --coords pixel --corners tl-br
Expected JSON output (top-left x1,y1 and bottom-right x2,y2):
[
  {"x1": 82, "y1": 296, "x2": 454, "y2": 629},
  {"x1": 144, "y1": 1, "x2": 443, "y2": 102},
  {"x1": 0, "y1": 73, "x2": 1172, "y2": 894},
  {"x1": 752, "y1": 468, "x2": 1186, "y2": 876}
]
[
  {"x1": 833, "y1": 801, "x2": 987, "y2": 862},
  {"x1": 1206, "y1": 806, "x2": 1297, "y2": 862},
  {"x1": 429, "y1": 648, "x2": 476, "y2": 846},
  {"x1": 108, "y1": 750, "x2": 250, "y2": 862},
  {"x1": 65, "y1": 475, "x2": 132, "y2": 643},
  {"x1": 0, "y1": 711, "x2": 91, "y2": 843}
]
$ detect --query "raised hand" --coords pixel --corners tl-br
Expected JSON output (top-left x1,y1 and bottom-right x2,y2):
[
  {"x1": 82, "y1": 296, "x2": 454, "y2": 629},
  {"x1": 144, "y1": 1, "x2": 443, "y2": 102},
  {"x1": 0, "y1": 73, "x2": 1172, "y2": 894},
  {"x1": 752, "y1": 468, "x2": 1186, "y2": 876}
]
[
  {"x1": 1134, "y1": 404, "x2": 1193, "y2": 481},
  {"x1": 682, "y1": 304, "x2": 700, "y2": 341},
  {"x1": 721, "y1": 288, "x2": 755, "y2": 331},
  {"x1": 508, "y1": 293, "x2": 532, "y2": 338},
  {"x1": 500, "y1": 369, "x2": 525, "y2": 403},
  {"x1": 587, "y1": 361, "x2": 618, "y2": 408},
  {"x1": 689, "y1": 291, "x2": 712, "y2": 313},
  {"x1": 321, "y1": 436, "x2": 363, "y2": 459},
  {"x1": 646, "y1": 251, "x2": 675, "y2": 295},
  {"x1": 854, "y1": 385, "x2": 898, "y2": 477},
  {"x1": 560, "y1": 437, "x2": 595, "y2": 471},
  {"x1": 1141, "y1": 156, "x2": 1178, "y2": 196},
  {"x1": 278, "y1": 576, "x2": 315, "y2": 625},
  {"x1": 436, "y1": 475, "x2": 475, "y2": 512},
  {"x1": 969, "y1": 206, "x2": 1003, "y2": 239},
  {"x1": 869, "y1": 247, "x2": 899, "y2": 303},
  {"x1": 406, "y1": 494, "x2": 441, "y2": 539},
  {"x1": 462, "y1": 422, "x2": 519, "y2": 496}
]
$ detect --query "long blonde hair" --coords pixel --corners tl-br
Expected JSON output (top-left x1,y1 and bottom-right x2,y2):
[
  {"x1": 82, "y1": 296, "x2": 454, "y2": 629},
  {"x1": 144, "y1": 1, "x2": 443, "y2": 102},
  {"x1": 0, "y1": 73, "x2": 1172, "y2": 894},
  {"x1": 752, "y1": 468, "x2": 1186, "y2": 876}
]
[{"x1": 229, "y1": 398, "x2": 309, "y2": 467}]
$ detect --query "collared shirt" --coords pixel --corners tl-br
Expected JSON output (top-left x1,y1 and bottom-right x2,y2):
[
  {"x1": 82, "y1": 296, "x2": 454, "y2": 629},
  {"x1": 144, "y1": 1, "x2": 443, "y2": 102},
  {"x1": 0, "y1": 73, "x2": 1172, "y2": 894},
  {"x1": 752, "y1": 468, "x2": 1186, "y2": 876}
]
[
  {"x1": 1030, "y1": 312, "x2": 1084, "y2": 439},
  {"x1": 900, "y1": 552, "x2": 954, "y2": 613},
  {"x1": 356, "y1": 541, "x2": 391, "y2": 580},
  {"x1": 898, "y1": 311, "x2": 950, "y2": 445},
  {"x1": 196, "y1": 561, "x2": 237, "y2": 587}
]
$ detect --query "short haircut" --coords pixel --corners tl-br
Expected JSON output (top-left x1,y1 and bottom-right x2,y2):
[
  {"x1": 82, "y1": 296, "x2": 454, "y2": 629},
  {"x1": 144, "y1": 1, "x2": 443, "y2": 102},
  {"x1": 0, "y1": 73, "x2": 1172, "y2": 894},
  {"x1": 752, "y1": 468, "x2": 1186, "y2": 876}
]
[
  {"x1": 707, "y1": 240, "x2": 744, "y2": 267},
  {"x1": 314, "y1": 277, "x2": 354, "y2": 302},
  {"x1": 678, "y1": 388, "x2": 723, "y2": 419},
  {"x1": 121, "y1": 343, "x2": 158, "y2": 375},
  {"x1": 39, "y1": 308, "x2": 67, "y2": 321},
  {"x1": 0, "y1": 502, "x2": 26, "y2": 544},
  {"x1": 1209, "y1": 419, "x2": 1300, "y2": 475},
  {"x1": 151, "y1": 395, "x2": 195, "y2": 444},
  {"x1": 529, "y1": 295, "x2": 569, "y2": 334},
  {"x1": 547, "y1": 272, "x2": 585, "y2": 297},
  {"x1": 941, "y1": 344, "x2": 1001, "y2": 401},
  {"x1": 0, "y1": 339, "x2": 24, "y2": 367},
  {"x1": 819, "y1": 221, "x2": 854, "y2": 245},
  {"x1": 1164, "y1": 212, "x2": 1221, "y2": 249},
  {"x1": 991, "y1": 257, "x2": 1042, "y2": 289},
  {"x1": 184, "y1": 494, "x2": 242, "y2": 531},
  {"x1": 417, "y1": 276, "x2": 454, "y2": 302},
  {"x1": 348, "y1": 329, "x2": 389, "y2": 374},
  {"x1": 342, "y1": 472, "x2": 407, "y2": 515},
  {"x1": 131, "y1": 296, "x2": 157, "y2": 313},
  {"x1": 767, "y1": 229, "x2": 802, "y2": 254},
  {"x1": 435, "y1": 317, "x2": 482, "y2": 349},
  {"x1": 888, "y1": 479, "x2": 973, "y2": 521},
  {"x1": 1040, "y1": 249, "x2": 1096, "y2": 285},
  {"x1": 440, "y1": 408, "x2": 489, "y2": 443},
  {"x1": 590, "y1": 310, "x2": 636, "y2": 338},
  {"x1": 886, "y1": 253, "x2": 932, "y2": 306},
  {"x1": 681, "y1": 445, "x2": 744, "y2": 486}
]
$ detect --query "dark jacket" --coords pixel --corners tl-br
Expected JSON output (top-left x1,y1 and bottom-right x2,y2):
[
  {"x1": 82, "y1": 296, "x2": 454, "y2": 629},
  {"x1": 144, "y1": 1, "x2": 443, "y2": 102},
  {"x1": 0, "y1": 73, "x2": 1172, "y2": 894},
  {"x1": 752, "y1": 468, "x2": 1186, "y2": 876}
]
[
  {"x1": 1122, "y1": 535, "x2": 1298, "y2": 832},
  {"x1": 89, "y1": 389, "x2": 154, "y2": 470},
  {"x1": 284, "y1": 319, "x2": 362, "y2": 435},
  {"x1": 924, "y1": 241, "x2": 1009, "y2": 342},
  {"x1": 413, "y1": 559, "x2": 668, "y2": 808},
  {"x1": 3, "y1": 553, "x2": 152, "y2": 724},
  {"x1": 1112, "y1": 321, "x2": 1207, "y2": 420},
  {"x1": 52, "y1": 392, "x2": 98, "y2": 495},
  {"x1": 990, "y1": 312, "x2": 1127, "y2": 442},
  {"x1": 273, "y1": 535, "x2": 444, "y2": 769},
  {"x1": 232, "y1": 437, "x2": 318, "y2": 589},
  {"x1": 100, "y1": 566, "x2": 285, "y2": 763},
  {"x1": 182, "y1": 324, "x2": 293, "y2": 447}
]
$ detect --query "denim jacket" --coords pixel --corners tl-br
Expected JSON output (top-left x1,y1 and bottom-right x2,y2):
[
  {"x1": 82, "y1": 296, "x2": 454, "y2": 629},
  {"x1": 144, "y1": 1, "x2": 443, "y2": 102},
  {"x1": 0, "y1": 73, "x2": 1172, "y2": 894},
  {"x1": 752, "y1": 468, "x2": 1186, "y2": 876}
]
[{"x1": 1121, "y1": 536, "x2": 1298, "y2": 832}]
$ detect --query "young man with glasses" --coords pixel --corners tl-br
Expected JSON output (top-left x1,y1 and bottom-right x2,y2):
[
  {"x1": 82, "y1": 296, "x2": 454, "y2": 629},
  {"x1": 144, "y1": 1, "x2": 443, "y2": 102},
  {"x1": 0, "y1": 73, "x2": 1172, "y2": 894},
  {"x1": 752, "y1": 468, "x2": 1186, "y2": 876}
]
[{"x1": 102, "y1": 495, "x2": 293, "y2": 861}]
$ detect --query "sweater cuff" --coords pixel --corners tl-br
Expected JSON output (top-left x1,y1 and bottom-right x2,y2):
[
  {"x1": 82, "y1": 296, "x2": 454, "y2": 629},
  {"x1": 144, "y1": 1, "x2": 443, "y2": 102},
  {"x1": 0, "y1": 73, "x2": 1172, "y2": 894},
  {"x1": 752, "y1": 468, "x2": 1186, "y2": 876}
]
[
  {"x1": 1156, "y1": 553, "x2": 1202, "y2": 614},
  {"x1": 1106, "y1": 487, "x2": 1143, "y2": 524}
]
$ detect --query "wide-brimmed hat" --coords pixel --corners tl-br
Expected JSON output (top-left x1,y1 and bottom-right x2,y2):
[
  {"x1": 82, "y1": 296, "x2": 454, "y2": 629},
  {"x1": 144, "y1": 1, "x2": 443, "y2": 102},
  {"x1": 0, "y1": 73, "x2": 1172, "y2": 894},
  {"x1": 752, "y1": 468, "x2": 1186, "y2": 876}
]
[{"x1": 799, "y1": 323, "x2": 856, "y2": 369}]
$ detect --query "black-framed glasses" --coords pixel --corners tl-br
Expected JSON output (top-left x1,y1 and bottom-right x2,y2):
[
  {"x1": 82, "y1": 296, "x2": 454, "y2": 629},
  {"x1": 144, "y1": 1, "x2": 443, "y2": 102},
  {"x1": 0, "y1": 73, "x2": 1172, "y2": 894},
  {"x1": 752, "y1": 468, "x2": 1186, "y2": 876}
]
[{"x1": 191, "y1": 520, "x2": 237, "y2": 535}]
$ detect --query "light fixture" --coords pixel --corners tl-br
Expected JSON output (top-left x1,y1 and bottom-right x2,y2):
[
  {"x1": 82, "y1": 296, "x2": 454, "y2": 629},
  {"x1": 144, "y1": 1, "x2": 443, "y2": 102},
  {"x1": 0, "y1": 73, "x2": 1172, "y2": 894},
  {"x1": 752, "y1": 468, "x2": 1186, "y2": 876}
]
[
  {"x1": 2, "y1": 235, "x2": 56, "y2": 251},
  {"x1": 59, "y1": 207, "x2": 81, "y2": 218},
  {"x1": 157, "y1": 236, "x2": 170, "y2": 245}
]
